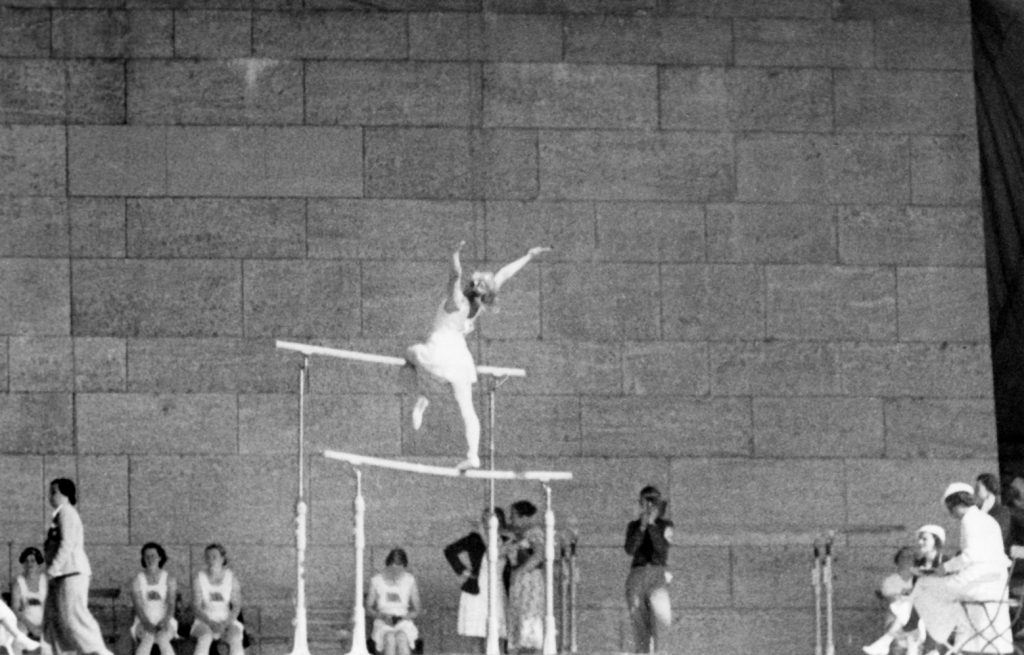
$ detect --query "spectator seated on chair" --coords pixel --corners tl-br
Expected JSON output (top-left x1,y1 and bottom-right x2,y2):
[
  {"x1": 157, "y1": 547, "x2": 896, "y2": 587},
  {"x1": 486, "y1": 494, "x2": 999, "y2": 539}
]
[
  {"x1": 10, "y1": 547, "x2": 46, "y2": 655},
  {"x1": 366, "y1": 549, "x2": 421, "y2": 655},
  {"x1": 912, "y1": 483, "x2": 1012, "y2": 655},
  {"x1": 190, "y1": 544, "x2": 244, "y2": 655},
  {"x1": 130, "y1": 543, "x2": 178, "y2": 655}
]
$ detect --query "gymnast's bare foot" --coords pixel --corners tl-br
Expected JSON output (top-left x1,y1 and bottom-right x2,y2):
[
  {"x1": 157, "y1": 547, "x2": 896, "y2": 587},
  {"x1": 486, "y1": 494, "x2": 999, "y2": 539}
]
[
  {"x1": 456, "y1": 455, "x2": 481, "y2": 471},
  {"x1": 411, "y1": 396, "x2": 429, "y2": 431}
]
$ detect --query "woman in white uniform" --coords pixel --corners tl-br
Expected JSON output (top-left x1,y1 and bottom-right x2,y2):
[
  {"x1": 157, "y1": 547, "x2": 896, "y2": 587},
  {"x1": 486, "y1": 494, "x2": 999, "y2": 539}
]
[
  {"x1": 367, "y1": 549, "x2": 421, "y2": 655},
  {"x1": 406, "y1": 242, "x2": 550, "y2": 470},
  {"x1": 130, "y1": 543, "x2": 178, "y2": 655},
  {"x1": 11, "y1": 547, "x2": 46, "y2": 654},
  {"x1": 191, "y1": 544, "x2": 243, "y2": 655}
]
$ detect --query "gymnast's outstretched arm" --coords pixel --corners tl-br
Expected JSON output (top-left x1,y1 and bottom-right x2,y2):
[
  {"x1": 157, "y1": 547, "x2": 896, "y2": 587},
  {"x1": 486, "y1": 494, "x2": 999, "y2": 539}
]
[
  {"x1": 443, "y1": 241, "x2": 467, "y2": 313},
  {"x1": 493, "y1": 246, "x2": 552, "y2": 289}
]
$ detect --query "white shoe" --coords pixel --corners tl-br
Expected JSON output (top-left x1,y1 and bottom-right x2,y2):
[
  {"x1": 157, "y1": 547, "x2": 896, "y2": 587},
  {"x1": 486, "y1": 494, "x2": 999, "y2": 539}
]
[
  {"x1": 904, "y1": 633, "x2": 922, "y2": 655},
  {"x1": 863, "y1": 635, "x2": 893, "y2": 655},
  {"x1": 411, "y1": 396, "x2": 428, "y2": 431},
  {"x1": 456, "y1": 455, "x2": 481, "y2": 471},
  {"x1": 15, "y1": 634, "x2": 40, "y2": 651}
]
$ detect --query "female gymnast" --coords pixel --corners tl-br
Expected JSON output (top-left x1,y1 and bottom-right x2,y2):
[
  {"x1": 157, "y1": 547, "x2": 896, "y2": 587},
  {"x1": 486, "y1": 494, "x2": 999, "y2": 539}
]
[{"x1": 406, "y1": 241, "x2": 550, "y2": 470}]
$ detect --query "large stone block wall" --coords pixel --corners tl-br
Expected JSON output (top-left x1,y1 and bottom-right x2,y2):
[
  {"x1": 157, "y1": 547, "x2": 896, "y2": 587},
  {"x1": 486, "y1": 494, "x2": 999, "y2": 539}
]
[{"x1": 0, "y1": 1, "x2": 995, "y2": 653}]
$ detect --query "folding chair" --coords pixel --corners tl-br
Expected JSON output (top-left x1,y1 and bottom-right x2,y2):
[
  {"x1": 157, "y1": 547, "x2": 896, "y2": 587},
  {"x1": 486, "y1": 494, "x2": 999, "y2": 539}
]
[{"x1": 954, "y1": 557, "x2": 1024, "y2": 655}]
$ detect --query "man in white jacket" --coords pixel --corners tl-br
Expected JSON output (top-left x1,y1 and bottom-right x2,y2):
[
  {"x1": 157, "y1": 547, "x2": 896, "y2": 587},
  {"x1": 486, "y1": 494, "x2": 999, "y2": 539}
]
[
  {"x1": 43, "y1": 478, "x2": 113, "y2": 655},
  {"x1": 913, "y1": 482, "x2": 1013, "y2": 655}
]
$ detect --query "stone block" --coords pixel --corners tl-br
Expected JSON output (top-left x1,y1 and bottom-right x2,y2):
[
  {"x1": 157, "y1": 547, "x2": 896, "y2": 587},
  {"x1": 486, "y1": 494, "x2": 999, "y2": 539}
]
[
  {"x1": 595, "y1": 202, "x2": 705, "y2": 262},
  {"x1": 661, "y1": 264, "x2": 764, "y2": 340},
  {"x1": 0, "y1": 60, "x2": 64, "y2": 124},
  {"x1": 253, "y1": 11, "x2": 406, "y2": 59},
  {"x1": 875, "y1": 18, "x2": 972, "y2": 70},
  {"x1": 237, "y1": 394, "x2": 295, "y2": 455},
  {"x1": 834, "y1": 0, "x2": 969, "y2": 21},
  {"x1": 126, "y1": 198, "x2": 305, "y2": 258},
  {"x1": 621, "y1": 341, "x2": 709, "y2": 395},
  {"x1": 9, "y1": 337, "x2": 73, "y2": 392},
  {"x1": 365, "y1": 127, "x2": 472, "y2": 200},
  {"x1": 52, "y1": 10, "x2": 129, "y2": 57},
  {"x1": 68, "y1": 126, "x2": 166, "y2": 196},
  {"x1": 835, "y1": 70, "x2": 975, "y2": 135},
  {"x1": 0, "y1": 259, "x2": 70, "y2": 336},
  {"x1": 486, "y1": 394, "x2": 583, "y2": 457},
  {"x1": 845, "y1": 457, "x2": 997, "y2": 530},
  {"x1": 711, "y1": 341, "x2": 843, "y2": 396},
  {"x1": 480, "y1": 340, "x2": 622, "y2": 395},
  {"x1": 540, "y1": 130, "x2": 734, "y2": 201},
  {"x1": 0, "y1": 197, "x2": 68, "y2": 257},
  {"x1": 753, "y1": 397, "x2": 884, "y2": 457},
  {"x1": 0, "y1": 341, "x2": 6, "y2": 391},
  {"x1": 897, "y1": 267, "x2": 989, "y2": 341},
  {"x1": 884, "y1": 398, "x2": 997, "y2": 459},
  {"x1": 837, "y1": 205, "x2": 984, "y2": 266},
  {"x1": 74, "y1": 337, "x2": 126, "y2": 392},
  {"x1": 733, "y1": 18, "x2": 874, "y2": 67},
  {"x1": 307, "y1": 61, "x2": 474, "y2": 126},
  {"x1": 167, "y1": 127, "x2": 361, "y2": 197},
  {"x1": 0, "y1": 126, "x2": 65, "y2": 195},
  {"x1": 671, "y1": 458, "x2": 846, "y2": 528},
  {"x1": 911, "y1": 135, "x2": 981, "y2": 205},
  {"x1": 661, "y1": 66, "x2": 832, "y2": 132},
  {"x1": 66, "y1": 60, "x2": 125, "y2": 124},
  {"x1": 484, "y1": 63, "x2": 657, "y2": 129},
  {"x1": 0, "y1": 457, "x2": 46, "y2": 542},
  {"x1": 576, "y1": 608, "x2": 629, "y2": 653},
  {"x1": 69, "y1": 197, "x2": 125, "y2": 258},
  {"x1": 243, "y1": 260, "x2": 360, "y2": 339},
  {"x1": 484, "y1": 201, "x2": 595, "y2": 261},
  {"x1": 303, "y1": 392, "x2": 403, "y2": 456},
  {"x1": 308, "y1": 199, "x2": 478, "y2": 260},
  {"x1": 663, "y1": 0, "x2": 831, "y2": 17},
  {"x1": 565, "y1": 15, "x2": 731, "y2": 64},
  {"x1": 76, "y1": 393, "x2": 238, "y2": 455},
  {"x1": 130, "y1": 455, "x2": 296, "y2": 545},
  {"x1": 581, "y1": 396, "x2": 751, "y2": 457},
  {"x1": 410, "y1": 12, "x2": 562, "y2": 62},
  {"x1": 77, "y1": 456, "x2": 129, "y2": 544},
  {"x1": 0, "y1": 394, "x2": 73, "y2": 454},
  {"x1": 174, "y1": 10, "x2": 251, "y2": 57},
  {"x1": 0, "y1": 8, "x2": 50, "y2": 57},
  {"x1": 766, "y1": 265, "x2": 897, "y2": 340},
  {"x1": 707, "y1": 203, "x2": 835, "y2": 264},
  {"x1": 128, "y1": 60, "x2": 303, "y2": 125},
  {"x1": 126, "y1": 10, "x2": 173, "y2": 57},
  {"x1": 541, "y1": 263, "x2": 661, "y2": 341},
  {"x1": 127, "y1": 338, "x2": 296, "y2": 393},
  {"x1": 737, "y1": 133, "x2": 910, "y2": 203},
  {"x1": 360, "y1": 260, "x2": 457, "y2": 340},
  {"x1": 840, "y1": 342, "x2": 993, "y2": 397},
  {"x1": 474, "y1": 129, "x2": 540, "y2": 200},
  {"x1": 71, "y1": 260, "x2": 242, "y2": 337}
]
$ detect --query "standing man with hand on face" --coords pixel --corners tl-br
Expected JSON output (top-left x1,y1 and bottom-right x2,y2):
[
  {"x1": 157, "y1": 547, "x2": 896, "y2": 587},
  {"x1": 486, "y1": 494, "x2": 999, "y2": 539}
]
[
  {"x1": 624, "y1": 485, "x2": 673, "y2": 654},
  {"x1": 43, "y1": 478, "x2": 114, "y2": 655}
]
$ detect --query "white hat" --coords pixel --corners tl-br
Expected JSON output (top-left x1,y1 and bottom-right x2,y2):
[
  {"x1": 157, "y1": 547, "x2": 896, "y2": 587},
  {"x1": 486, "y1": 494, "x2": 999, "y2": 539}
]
[
  {"x1": 917, "y1": 524, "x2": 946, "y2": 544},
  {"x1": 943, "y1": 482, "x2": 975, "y2": 500}
]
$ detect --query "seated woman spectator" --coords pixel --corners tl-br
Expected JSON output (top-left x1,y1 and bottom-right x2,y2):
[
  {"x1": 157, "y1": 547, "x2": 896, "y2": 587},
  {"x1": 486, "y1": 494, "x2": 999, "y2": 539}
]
[
  {"x1": 863, "y1": 547, "x2": 921, "y2": 655},
  {"x1": 191, "y1": 544, "x2": 244, "y2": 655},
  {"x1": 366, "y1": 548, "x2": 421, "y2": 655},
  {"x1": 10, "y1": 547, "x2": 46, "y2": 654},
  {"x1": 131, "y1": 542, "x2": 178, "y2": 655},
  {"x1": 443, "y1": 508, "x2": 508, "y2": 653},
  {"x1": 504, "y1": 500, "x2": 545, "y2": 655}
]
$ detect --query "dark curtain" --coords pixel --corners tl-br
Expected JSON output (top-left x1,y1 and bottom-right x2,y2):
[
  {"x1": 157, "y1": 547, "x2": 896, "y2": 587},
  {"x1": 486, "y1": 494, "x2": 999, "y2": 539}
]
[{"x1": 973, "y1": 0, "x2": 1024, "y2": 474}]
